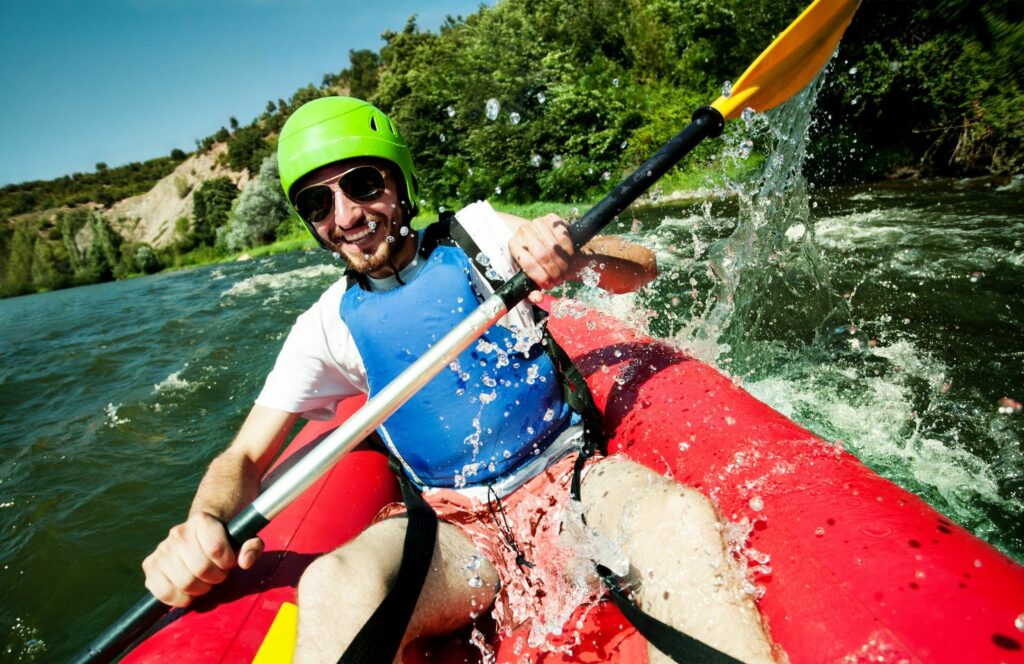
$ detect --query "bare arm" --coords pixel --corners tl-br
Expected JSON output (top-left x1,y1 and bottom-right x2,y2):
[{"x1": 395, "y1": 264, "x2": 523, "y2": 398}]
[
  {"x1": 189, "y1": 405, "x2": 299, "y2": 520},
  {"x1": 143, "y1": 405, "x2": 299, "y2": 607},
  {"x1": 497, "y1": 211, "x2": 657, "y2": 295}
]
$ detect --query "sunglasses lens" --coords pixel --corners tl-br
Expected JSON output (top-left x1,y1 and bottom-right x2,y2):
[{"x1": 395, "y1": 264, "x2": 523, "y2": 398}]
[
  {"x1": 295, "y1": 186, "x2": 333, "y2": 224},
  {"x1": 340, "y1": 167, "x2": 386, "y2": 202}
]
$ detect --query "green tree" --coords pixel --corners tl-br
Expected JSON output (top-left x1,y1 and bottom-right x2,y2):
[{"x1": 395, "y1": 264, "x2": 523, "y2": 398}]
[
  {"x1": 31, "y1": 236, "x2": 72, "y2": 290},
  {"x1": 342, "y1": 49, "x2": 382, "y2": 100},
  {"x1": 59, "y1": 210, "x2": 89, "y2": 282},
  {"x1": 221, "y1": 156, "x2": 294, "y2": 252},
  {"x1": 227, "y1": 125, "x2": 271, "y2": 175},
  {"x1": 4, "y1": 223, "x2": 37, "y2": 296},
  {"x1": 83, "y1": 212, "x2": 121, "y2": 283},
  {"x1": 192, "y1": 177, "x2": 239, "y2": 246},
  {"x1": 134, "y1": 243, "x2": 160, "y2": 273}
]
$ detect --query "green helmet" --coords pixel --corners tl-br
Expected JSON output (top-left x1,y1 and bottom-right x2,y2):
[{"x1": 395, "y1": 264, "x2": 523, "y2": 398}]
[{"x1": 277, "y1": 96, "x2": 419, "y2": 219}]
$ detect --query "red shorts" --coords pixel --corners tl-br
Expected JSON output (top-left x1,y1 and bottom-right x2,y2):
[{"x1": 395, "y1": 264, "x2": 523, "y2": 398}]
[{"x1": 375, "y1": 452, "x2": 604, "y2": 641}]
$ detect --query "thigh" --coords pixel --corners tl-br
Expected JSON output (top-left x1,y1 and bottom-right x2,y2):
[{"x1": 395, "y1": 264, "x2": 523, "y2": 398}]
[
  {"x1": 341, "y1": 517, "x2": 500, "y2": 639},
  {"x1": 407, "y1": 520, "x2": 500, "y2": 638},
  {"x1": 298, "y1": 517, "x2": 500, "y2": 660}
]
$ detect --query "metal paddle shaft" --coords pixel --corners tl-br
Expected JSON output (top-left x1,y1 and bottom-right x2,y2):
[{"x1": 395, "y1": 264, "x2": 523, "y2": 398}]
[{"x1": 71, "y1": 106, "x2": 724, "y2": 664}]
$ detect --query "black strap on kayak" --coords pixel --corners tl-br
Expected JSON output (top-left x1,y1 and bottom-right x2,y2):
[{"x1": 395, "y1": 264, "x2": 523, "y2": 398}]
[
  {"x1": 594, "y1": 565, "x2": 745, "y2": 664},
  {"x1": 337, "y1": 456, "x2": 437, "y2": 664}
]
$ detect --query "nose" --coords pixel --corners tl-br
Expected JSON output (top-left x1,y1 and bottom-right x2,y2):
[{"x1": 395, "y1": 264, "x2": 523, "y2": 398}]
[{"x1": 332, "y1": 187, "x2": 364, "y2": 230}]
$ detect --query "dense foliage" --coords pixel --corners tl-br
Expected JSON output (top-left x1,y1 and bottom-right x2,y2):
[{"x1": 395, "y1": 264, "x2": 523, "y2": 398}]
[
  {"x1": 220, "y1": 157, "x2": 297, "y2": 252},
  {"x1": 2, "y1": 0, "x2": 1020, "y2": 298},
  {"x1": 0, "y1": 154, "x2": 183, "y2": 219}
]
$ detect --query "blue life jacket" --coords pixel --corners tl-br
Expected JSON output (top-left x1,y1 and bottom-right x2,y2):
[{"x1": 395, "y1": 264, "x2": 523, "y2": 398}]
[{"x1": 340, "y1": 243, "x2": 570, "y2": 488}]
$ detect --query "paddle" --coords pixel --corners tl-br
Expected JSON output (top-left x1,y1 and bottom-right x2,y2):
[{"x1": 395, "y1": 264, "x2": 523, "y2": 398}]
[{"x1": 73, "y1": 1, "x2": 860, "y2": 661}]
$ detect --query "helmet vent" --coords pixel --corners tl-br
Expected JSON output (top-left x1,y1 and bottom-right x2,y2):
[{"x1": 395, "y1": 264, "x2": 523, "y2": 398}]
[{"x1": 369, "y1": 115, "x2": 379, "y2": 132}]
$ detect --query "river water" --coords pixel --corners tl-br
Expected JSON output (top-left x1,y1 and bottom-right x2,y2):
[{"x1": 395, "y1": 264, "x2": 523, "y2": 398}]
[{"x1": 1, "y1": 140, "x2": 1023, "y2": 661}]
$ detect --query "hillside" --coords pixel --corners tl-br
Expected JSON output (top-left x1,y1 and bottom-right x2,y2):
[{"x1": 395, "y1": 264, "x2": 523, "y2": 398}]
[{"x1": 106, "y1": 144, "x2": 249, "y2": 249}]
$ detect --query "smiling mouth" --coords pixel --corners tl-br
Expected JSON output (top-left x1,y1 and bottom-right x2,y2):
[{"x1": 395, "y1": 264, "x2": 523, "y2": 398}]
[
  {"x1": 331, "y1": 219, "x2": 384, "y2": 248},
  {"x1": 342, "y1": 226, "x2": 376, "y2": 243}
]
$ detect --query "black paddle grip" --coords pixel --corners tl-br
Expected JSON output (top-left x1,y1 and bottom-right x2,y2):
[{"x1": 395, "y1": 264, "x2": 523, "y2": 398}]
[{"x1": 70, "y1": 507, "x2": 270, "y2": 664}]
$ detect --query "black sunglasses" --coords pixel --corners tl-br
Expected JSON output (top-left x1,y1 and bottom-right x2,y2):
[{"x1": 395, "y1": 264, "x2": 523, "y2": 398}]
[{"x1": 293, "y1": 165, "x2": 388, "y2": 225}]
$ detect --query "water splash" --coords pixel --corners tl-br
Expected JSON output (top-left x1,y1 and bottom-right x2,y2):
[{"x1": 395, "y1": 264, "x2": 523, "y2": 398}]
[{"x1": 485, "y1": 98, "x2": 500, "y2": 121}]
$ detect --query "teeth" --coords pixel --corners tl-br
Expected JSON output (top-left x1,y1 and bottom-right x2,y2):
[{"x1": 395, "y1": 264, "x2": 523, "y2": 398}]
[{"x1": 343, "y1": 226, "x2": 376, "y2": 242}]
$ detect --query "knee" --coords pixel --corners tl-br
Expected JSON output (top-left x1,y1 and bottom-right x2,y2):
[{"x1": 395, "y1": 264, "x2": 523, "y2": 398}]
[
  {"x1": 298, "y1": 536, "x2": 398, "y2": 608},
  {"x1": 581, "y1": 458, "x2": 720, "y2": 539}
]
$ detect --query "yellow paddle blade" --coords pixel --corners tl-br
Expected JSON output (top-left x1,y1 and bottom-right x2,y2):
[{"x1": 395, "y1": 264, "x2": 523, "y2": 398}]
[{"x1": 712, "y1": 0, "x2": 861, "y2": 121}]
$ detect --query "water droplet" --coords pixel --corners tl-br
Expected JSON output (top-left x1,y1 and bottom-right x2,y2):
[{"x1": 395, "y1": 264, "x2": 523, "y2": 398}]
[
  {"x1": 475, "y1": 252, "x2": 491, "y2": 267},
  {"x1": 362, "y1": 253, "x2": 370, "y2": 260},
  {"x1": 722, "y1": 80, "x2": 733, "y2": 98},
  {"x1": 468, "y1": 575, "x2": 483, "y2": 588},
  {"x1": 332, "y1": 251, "x2": 340, "y2": 260},
  {"x1": 439, "y1": 205, "x2": 446, "y2": 213},
  {"x1": 1015, "y1": 612, "x2": 1024, "y2": 632},
  {"x1": 536, "y1": 91, "x2": 546, "y2": 104},
  {"x1": 848, "y1": 66, "x2": 858, "y2": 75},
  {"x1": 738, "y1": 139, "x2": 753, "y2": 159},
  {"x1": 679, "y1": 442, "x2": 690, "y2": 452},
  {"x1": 439, "y1": 133, "x2": 446, "y2": 143},
  {"x1": 742, "y1": 107, "x2": 756, "y2": 126},
  {"x1": 552, "y1": 155, "x2": 564, "y2": 169},
  {"x1": 419, "y1": 198, "x2": 427, "y2": 207},
  {"x1": 466, "y1": 554, "x2": 482, "y2": 571},
  {"x1": 749, "y1": 496, "x2": 764, "y2": 512},
  {"x1": 446, "y1": 105, "x2": 456, "y2": 118},
  {"x1": 367, "y1": 220, "x2": 377, "y2": 231},
  {"x1": 487, "y1": 97, "x2": 503, "y2": 120},
  {"x1": 509, "y1": 111, "x2": 521, "y2": 125},
  {"x1": 385, "y1": 235, "x2": 395, "y2": 243},
  {"x1": 543, "y1": 408, "x2": 555, "y2": 422},
  {"x1": 814, "y1": 527, "x2": 826, "y2": 537},
  {"x1": 621, "y1": 140, "x2": 628, "y2": 150},
  {"x1": 530, "y1": 154, "x2": 542, "y2": 167},
  {"x1": 602, "y1": 171, "x2": 611, "y2": 181},
  {"x1": 612, "y1": 78, "x2": 619, "y2": 87},
  {"x1": 495, "y1": 185, "x2": 502, "y2": 195},
  {"x1": 399, "y1": 226, "x2": 410, "y2": 236}
]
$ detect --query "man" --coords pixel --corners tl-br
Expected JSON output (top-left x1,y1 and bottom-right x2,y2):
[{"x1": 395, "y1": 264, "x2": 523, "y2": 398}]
[{"x1": 143, "y1": 96, "x2": 774, "y2": 663}]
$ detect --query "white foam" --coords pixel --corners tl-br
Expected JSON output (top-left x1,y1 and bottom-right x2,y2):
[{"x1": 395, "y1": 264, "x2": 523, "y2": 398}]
[
  {"x1": 221, "y1": 264, "x2": 341, "y2": 304},
  {"x1": 744, "y1": 340, "x2": 1008, "y2": 521},
  {"x1": 153, "y1": 369, "x2": 191, "y2": 394}
]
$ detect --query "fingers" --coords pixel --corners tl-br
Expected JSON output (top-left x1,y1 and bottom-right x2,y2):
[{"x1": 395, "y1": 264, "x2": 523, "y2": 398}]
[
  {"x1": 238, "y1": 537, "x2": 265, "y2": 570},
  {"x1": 142, "y1": 513, "x2": 246, "y2": 608},
  {"x1": 509, "y1": 215, "x2": 576, "y2": 290}
]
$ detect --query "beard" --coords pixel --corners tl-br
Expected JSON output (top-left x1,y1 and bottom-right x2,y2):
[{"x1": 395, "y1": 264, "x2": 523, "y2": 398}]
[{"x1": 327, "y1": 210, "x2": 403, "y2": 275}]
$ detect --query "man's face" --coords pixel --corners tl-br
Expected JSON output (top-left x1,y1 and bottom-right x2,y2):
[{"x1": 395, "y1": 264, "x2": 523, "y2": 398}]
[{"x1": 295, "y1": 158, "x2": 408, "y2": 276}]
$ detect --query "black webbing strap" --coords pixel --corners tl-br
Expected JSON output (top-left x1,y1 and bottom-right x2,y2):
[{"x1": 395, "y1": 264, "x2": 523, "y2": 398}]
[
  {"x1": 595, "y1": 565, "x2": 745, "y2": 664},
  {"x1": 337, "y1": 462, "x2": 437, "y2": 663}
]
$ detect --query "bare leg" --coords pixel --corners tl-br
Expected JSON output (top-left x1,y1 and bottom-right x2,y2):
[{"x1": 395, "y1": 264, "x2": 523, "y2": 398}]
[
  {"x1": 580, "y1": 457, "x2": 776, "y2": 664},
  {"x1": 294, "y1": 519, "x2": 498, "y2": 663}
]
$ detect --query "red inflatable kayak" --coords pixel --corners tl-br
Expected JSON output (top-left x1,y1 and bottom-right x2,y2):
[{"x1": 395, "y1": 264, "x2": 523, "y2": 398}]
[{"x1": 125, "y1": 304, "x2": 1024, "y2": 663}]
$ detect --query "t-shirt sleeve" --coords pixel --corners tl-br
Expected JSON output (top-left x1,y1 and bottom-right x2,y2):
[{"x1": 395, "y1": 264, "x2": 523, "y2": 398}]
[
  {"x1": 455, "y1": 200, "x2": 537, "y2": 329},
  {"x1": 255, "y1": 279, "x2": 368, "y2": 420}
]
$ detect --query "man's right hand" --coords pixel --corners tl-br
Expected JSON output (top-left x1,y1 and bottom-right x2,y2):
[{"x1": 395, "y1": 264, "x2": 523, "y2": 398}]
[{"x1": 142, "y1": 511, "x2": 264, "y2": 608}]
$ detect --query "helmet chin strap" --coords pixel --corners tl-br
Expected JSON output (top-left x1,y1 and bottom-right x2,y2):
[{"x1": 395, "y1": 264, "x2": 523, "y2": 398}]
[{"x1": 388, "y1": 199, "x2": 414, "y2": 285}]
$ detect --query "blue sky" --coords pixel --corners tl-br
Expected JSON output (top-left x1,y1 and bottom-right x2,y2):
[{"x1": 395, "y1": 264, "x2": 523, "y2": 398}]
[{"x1": 0, "y1": 0, "x2": 489, "y2": 187}]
